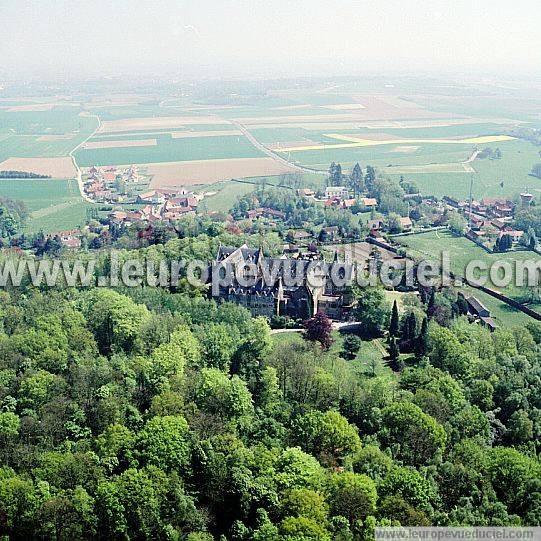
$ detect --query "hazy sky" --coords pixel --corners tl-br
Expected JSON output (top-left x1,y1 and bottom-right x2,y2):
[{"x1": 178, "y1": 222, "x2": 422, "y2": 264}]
[{"x1": 2, "y1": 0, "x2": 541, "y2": 79}]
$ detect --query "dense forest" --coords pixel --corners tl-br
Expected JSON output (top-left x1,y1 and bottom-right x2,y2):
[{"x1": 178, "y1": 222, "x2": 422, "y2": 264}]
[
  {"x1": 0, "y1": 197, "x2": 28, "y2": 239},
  {"x1": 0, "y1": 249, "x2": 540, "y2": 539}
]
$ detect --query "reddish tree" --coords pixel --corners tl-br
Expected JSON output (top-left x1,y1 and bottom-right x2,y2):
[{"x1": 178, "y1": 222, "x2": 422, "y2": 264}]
[{"x1": 303, "y1": 311, "x2": 334, "y2": 350}]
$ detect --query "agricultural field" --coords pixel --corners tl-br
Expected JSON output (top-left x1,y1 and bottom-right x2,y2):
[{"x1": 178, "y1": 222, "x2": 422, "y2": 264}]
[
  {"x1": 144, "y1": 158, "x2": 296, "y2": 187},
  {"x1": 387, "y1": 138, "x2": 541, "y2": 200},
  {"x1": 0, "y1": 106, "x2": 98, "y2": 162},
  {"x1": 74, "y1": 133, "x2": 263, "y2": 167},
  {"x1": 2, "y1": 79, "x2": 541, "y2": 231},
  {"x1": 394, "y1": 230, "x2": 541, "y2": 325}
]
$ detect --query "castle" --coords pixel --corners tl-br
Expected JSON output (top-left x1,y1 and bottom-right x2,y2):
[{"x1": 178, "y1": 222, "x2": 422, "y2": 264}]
[{"x1": 210, "y1": 244, "x2": 354, "y2": 320}]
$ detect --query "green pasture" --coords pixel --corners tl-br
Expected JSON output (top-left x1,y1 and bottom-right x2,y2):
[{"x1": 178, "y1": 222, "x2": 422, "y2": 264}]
[
  {"x1": 405, "y1": 94, "x2": 541, "y2": 122},
  {"x1": 253, "y1": 171, "x2": 326, "y2": 190},
  {"x1": 201, "y1": 180, "x2": 258, "y2": 213},
  {"x1": 0, "y1": 106, "x2": 97, "y2": 136},
  {"x1": 0, "y1": 135, "x2": 85, "y2": 161},
  {"x1": 388, "y1": 139, "x2": 541, "y2": 199},
  {"x1": 459, "y1": 285, "x2": 532, "y2": 327},
  {"x1": 88, "y1": 124, "x2": 240, "y2": 142},
  {"x1": 84, "y1": 103, "x2": 184, "y2": 120},
  {"x1": 0, "y1": 178, "x2": 92, "y2": 233},
  {"x1": 217, "y1": 106, "x2": 346, "y2": 119},
  {"x1": 0, "y1": 106, "x2": 98, "y2": 160},
  {"x1": 394, "y1": 229, "x2": 540, "y2": 306},
  {"x1": 202, "y1": 171, "x2": 326, "y2": 213}
]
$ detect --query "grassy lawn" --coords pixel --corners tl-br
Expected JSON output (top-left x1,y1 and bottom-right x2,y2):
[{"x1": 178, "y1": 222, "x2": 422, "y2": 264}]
[
  {"x1": 27, "y1": 200, "x2": 93, "y2": 233},
  {"x1": 271, "y1": 329, "x2": 392, "y2": 378},
  {"x1": 326, "y1": 331, "x2": 392, "y2": 379},
  {"x1": 385, "y1": 290, "x2": 415, "y2": 309},
  {"x1": 459, "y1": 285, "x2": 532, "y2": 327},
  {"x1": 247, "y1": 171, "x2": 327, "y2": 190}
]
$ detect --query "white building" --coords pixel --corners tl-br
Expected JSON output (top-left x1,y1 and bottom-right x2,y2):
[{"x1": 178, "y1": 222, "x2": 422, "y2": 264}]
[{"x1": 325, "y1": 186, "x2": 349, "y2": 200}]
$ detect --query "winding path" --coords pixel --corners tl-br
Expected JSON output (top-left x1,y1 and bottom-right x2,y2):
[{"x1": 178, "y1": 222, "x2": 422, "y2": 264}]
[{"x1": 270, "y1": 320, "x2": 363, "y2": 335}]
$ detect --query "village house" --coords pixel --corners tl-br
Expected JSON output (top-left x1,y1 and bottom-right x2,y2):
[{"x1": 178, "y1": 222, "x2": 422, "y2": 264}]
[
  {"x1": 493, "y1": 203, "x2": 514, "y2": 218},
  {"x1": 443, "y1": 196, "x2": 468, "y2": 210},
  {"x1": 324, "y1": 197, "x2": 341, "y2": 208},
  {"x1": 482, "y1": 197, "x2": 515, "y2": 218},
  {"x1": 108, "y1": 211, "x2": 129, "y2": 223},
  {"x1": 341, "y1": 198, "x2": 357, "y2": 210},
  {"x1": 283, "y1": 244, "x2": 300, "y2": 256},
  {"x1": 359, "y1": 197, "x2": 378, "y2": 210},
  {"x1": 137, "y1": 190, "x2": 166, "y2": 205},
  {"x1": 499, "y1": 228, "x2": 524, "y2": 244},
  {"x1": 296, "y1": 188, "x2": 315, "y2": 197},
  {"x1": 471, "y1": 201, "x2": 488, "y2": 215},
  {"x1": 467, "y1": 229, "x2": 488, "y2": 243},
  {"x1": 290, "y1": 230, "x2": 313, "y2": 242},
  {"x1": 319, "y1": 226, "x2": 340, "y2": 242},
  {"x1": 57, "y1": 229, "x2": 83, "y2": 249},
  {"x1": 491, "y1": 218, "x2": 507, "y2": 230},
  {"x1": 325, "y1": 186, "x2": 349, "y2": 200},
  {"x1": 467, "y1": 214, "x2": 485, "y2": 231},
  {"x1": 366, "y1": 219, "x2": 384, "y2": 234},
  {"x1": 399, "y1": 216, "x2": 413, "y2": 231},
  {"x1": 246, "y1": 207, "x2": 286, "y2": 220},
  {"x1": 103, "y1": 171, "x2": 117, "y2": 184}
]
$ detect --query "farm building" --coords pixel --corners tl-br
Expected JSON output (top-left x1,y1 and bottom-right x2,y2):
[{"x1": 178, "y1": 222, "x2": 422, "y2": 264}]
[{"x1": 466, "y1": 296, "x2": 490, "y2": 318}]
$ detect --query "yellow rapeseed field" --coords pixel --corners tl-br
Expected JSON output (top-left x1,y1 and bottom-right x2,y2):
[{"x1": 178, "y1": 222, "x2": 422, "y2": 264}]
[{"x1": 275, "y1": 134, "x2": 515, "y2": 152}]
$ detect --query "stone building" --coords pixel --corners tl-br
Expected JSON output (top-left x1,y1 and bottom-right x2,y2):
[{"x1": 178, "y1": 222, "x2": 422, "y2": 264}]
[{"x1": 210, "y1": 244, "x2": 354, "y2": 320}]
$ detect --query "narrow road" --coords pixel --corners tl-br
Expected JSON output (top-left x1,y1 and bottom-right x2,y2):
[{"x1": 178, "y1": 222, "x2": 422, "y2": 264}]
[
  {"x1": 232, "y1": 121, "x2": 326, "y2": 174},
  {"x1": 69, "y1": 113, "x2": 101, "y2": 203},
  {"x1": 462, "y1": 149, "x2": 480, "y2": 172}
]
